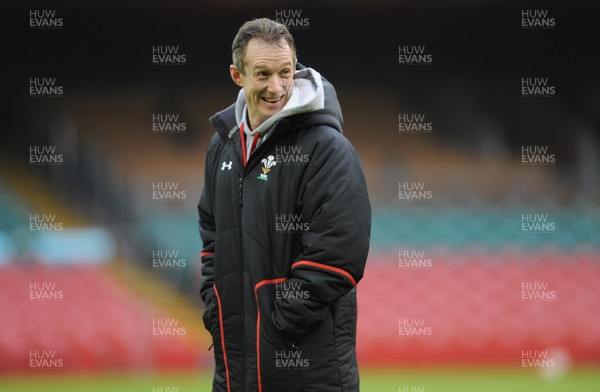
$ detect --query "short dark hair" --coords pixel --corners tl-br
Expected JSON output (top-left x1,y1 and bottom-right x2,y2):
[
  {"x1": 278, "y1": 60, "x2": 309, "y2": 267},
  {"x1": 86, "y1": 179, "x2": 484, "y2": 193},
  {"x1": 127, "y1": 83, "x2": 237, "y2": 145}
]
[{"x1": 232, "y1": 18, "x2": 297, "y2": 75}]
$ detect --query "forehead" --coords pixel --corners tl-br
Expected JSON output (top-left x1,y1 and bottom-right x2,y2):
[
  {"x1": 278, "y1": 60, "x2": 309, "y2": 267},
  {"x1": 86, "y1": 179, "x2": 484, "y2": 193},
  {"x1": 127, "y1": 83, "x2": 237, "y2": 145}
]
[{"x1": 244, "y1": 38, "x2": 294, "y2": 69}]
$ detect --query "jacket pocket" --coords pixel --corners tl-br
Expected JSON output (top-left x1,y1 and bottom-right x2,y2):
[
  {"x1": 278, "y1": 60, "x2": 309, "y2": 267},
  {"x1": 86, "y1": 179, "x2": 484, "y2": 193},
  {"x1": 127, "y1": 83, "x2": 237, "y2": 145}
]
[
  {"x1": 255, "y1": 278, "x2": 296, "y2": 348},
  {"x1": 202, "y1": 294, "x2": 219, "y2": 336},
  {"x1": 208, "y1": 284, "x2": 232, "y2": 392},
  {"x1": 255, "y1": 278, "x2": 303, "y2": 391}
]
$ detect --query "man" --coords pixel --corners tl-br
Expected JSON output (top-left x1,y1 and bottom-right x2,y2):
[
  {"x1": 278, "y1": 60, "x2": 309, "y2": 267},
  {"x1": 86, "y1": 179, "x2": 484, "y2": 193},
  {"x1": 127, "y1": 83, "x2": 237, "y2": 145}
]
[{"x1": 198, "y1": 18, "x2": 371, "y2": 392}]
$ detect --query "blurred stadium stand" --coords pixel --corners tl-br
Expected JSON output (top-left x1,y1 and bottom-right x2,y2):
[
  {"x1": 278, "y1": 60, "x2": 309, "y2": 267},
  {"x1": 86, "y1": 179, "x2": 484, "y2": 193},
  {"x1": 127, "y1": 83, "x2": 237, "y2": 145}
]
[
  {"x1": 1, "y1": 2, "x2": 599, "y2": 372},
  {"x1": 0, "y1": 263, "x2": 207, "y2": 372},
  {"x1": 359, "y1": 249, "x2": 600, "y2": 365}
]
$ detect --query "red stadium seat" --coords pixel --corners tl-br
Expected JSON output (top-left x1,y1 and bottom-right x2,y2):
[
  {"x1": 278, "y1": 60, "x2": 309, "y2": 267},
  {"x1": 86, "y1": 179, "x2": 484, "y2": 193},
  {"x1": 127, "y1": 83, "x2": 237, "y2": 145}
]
[
  {"x1": 357, "y1": 249, "x2": 600, "y2": 366},
  {"x1": 0, "y1": 264, "x2": 201, "y2": 372}
]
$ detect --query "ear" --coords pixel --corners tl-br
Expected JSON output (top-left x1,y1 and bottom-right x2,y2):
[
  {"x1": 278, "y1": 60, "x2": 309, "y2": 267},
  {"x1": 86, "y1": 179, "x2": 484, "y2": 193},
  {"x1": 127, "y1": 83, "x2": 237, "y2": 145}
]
[{"x1": 230, "y1": 65, "x2": 244, "y2": 87}]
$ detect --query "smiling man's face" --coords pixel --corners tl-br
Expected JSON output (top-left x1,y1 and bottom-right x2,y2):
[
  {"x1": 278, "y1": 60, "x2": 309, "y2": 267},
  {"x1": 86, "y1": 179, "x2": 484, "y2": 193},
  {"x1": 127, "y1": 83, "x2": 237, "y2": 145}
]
[{"x1": 230, "y1": 38, "x2": 295, "y2": 130}]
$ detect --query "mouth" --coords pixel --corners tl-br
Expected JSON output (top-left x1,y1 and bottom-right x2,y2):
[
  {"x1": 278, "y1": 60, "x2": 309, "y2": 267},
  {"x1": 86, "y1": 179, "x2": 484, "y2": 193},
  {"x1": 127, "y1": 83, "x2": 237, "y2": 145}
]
[{"x1": 261, "y1": 95, "x2": 284, "y2": 104}]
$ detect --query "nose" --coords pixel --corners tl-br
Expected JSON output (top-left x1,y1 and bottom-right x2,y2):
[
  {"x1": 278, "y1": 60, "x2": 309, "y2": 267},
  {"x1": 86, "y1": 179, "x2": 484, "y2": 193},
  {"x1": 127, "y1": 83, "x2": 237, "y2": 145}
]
[{"x1": 267, "y1": 75, "x2": 283, "y2": 94}]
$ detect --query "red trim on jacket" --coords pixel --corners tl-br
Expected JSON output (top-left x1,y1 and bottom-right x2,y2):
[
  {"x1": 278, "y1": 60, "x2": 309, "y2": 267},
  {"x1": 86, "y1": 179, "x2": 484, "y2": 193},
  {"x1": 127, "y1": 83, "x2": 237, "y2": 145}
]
[
  {"x1": 291, "y1": 260, "x2": 357, "y2": 287},
  {"x1": 239, "y1": 124, "x2": 247, "y2": 167},
  {"x1": 201, "y1": 251, "x2": 215, "y2": 257},
  {"x1": 213, "y1": 284, "x2": 231, "y2": 392},
  {"x1": 254, "y1": 277, "x2": 288, "y2": 392},
  {"x1": 239, "y1": 123, "x2": 260, "y2": 167}
]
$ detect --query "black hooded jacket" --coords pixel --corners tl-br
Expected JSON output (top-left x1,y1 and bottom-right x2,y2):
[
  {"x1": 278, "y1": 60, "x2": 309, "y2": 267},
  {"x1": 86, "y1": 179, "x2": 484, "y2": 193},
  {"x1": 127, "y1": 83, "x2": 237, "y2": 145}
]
[{"x1": 198, "y1": 64, "x2": 371, "y2": 392}]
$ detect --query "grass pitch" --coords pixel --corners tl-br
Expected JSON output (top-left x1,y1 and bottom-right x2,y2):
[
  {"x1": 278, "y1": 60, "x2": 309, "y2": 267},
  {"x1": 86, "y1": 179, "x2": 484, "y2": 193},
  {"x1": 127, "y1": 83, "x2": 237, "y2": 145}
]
[{"x1": 1, "y1": 367, "x2": 598, "y2": 391}]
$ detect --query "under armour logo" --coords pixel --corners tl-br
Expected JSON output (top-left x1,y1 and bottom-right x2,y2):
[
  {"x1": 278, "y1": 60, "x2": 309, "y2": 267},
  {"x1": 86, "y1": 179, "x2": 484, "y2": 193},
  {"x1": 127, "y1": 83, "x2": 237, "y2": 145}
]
[{"x1": 221, "y1": 161, "x2": 233, "y2": 171}]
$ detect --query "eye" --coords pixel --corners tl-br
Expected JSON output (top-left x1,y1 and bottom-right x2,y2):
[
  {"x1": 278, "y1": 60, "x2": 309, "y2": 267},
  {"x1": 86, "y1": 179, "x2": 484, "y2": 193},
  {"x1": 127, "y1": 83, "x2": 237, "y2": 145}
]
[
  {"x1": 256, "y1": 71, "x2": 269, "y2": 79},
  {"x1": 280, "y1": 69, "x2": 291, "y2": 77}
]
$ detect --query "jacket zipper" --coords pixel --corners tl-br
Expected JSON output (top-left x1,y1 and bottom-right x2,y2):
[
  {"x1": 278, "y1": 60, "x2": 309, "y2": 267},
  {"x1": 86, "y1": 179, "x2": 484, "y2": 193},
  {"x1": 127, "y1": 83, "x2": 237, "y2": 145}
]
[
  {"x1": 235, "y1": 129, "x2": 248, "y2": 390},
  {"x1": 239, "y1": 178, "x2": 247, "y2": 391},
  {"x1": 239, "y1": 176, "x2": 243, "y2": 207},
  {"x1": 237, "y1": 121, "x2": 279, "y2": 390}
]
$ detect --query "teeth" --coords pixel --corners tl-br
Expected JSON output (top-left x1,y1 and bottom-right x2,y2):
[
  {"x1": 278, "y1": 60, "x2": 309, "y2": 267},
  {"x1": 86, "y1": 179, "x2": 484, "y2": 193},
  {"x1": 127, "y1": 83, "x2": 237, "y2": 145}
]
[{"x1": 263, "y1": 97, "x2": 281, "y2": 103}]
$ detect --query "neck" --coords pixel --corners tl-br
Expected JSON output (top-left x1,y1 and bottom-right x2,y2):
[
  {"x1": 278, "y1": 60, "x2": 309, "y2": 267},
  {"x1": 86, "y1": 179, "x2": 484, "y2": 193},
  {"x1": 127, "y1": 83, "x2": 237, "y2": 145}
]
[
  {"x1": 248, "y1": 113, "x2": 265, "y2": 132},
  {"x1": 246, "y1": 107, "x2": 269, "y2": 133}
]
